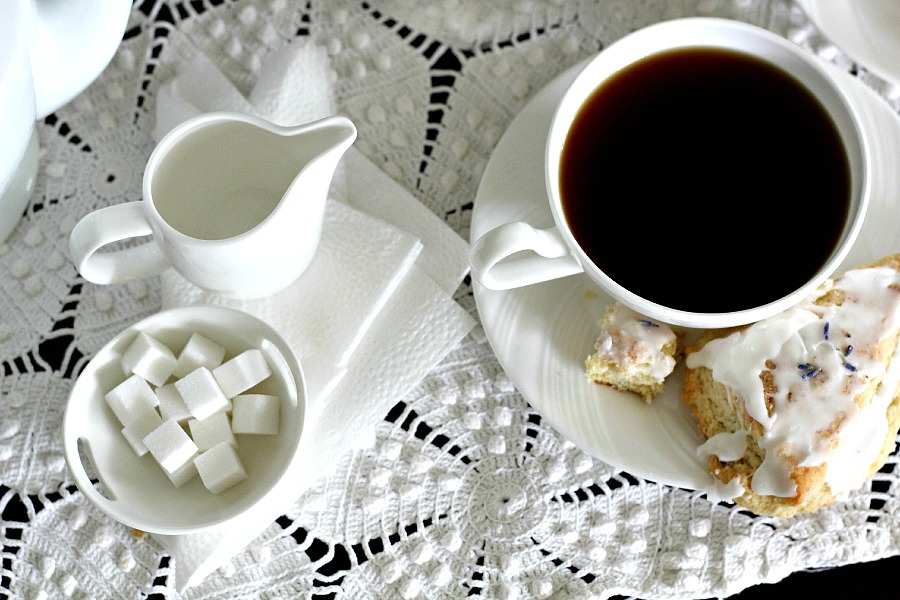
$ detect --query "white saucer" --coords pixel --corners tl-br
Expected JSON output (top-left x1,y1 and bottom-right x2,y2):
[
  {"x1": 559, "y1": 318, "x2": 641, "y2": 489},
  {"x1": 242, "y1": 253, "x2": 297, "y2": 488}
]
[
  {"x1": 470, "y1": 57, "x2": 900, "y2": 491},
  {"x1": 797, "y1": 0, "x2": 900, "y2": 87}
]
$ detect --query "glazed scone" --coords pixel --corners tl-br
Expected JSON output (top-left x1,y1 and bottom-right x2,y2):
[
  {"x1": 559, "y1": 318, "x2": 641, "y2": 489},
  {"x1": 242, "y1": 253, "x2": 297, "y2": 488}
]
[
  {"x1": 585, "y1": 302, "x2": 680, "y2": 402},
  {"x1": 683, "y1": 254, "x2": 900, "y2": 518}
]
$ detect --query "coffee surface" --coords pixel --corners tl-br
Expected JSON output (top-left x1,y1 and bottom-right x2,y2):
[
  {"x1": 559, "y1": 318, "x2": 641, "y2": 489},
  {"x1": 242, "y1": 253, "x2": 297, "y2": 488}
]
[{"x1": 560, "y1": 47, "x2": 851, "y2": 313}]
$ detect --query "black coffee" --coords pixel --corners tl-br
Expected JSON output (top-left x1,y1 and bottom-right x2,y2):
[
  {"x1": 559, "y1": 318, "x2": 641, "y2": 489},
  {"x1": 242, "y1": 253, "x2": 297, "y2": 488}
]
[{"x1": 560, "y1": 47, "x2": 851, "y2": 313}]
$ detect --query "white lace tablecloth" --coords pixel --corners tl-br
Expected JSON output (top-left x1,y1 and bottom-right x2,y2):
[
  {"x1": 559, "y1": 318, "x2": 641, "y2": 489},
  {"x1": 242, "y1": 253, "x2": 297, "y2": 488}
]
[{"x1": 3, "y1": 1, "x2": 900, "y2": 598}]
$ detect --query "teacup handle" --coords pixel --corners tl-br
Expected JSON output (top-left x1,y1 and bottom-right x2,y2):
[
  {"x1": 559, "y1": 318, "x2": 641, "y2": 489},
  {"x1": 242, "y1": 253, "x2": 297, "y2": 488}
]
[
  {"x1": 69, "y1": 203, "x2": 170, "y2": 285},
  {"x1": 469, "y1": 222, "x2": 583, "y2": 290}
]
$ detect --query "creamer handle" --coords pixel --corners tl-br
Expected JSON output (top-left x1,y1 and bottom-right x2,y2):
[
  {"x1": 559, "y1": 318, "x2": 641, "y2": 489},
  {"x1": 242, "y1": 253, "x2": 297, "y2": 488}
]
[{"x1": 69, "y1": 203, "x2": 170, "y2": 285}]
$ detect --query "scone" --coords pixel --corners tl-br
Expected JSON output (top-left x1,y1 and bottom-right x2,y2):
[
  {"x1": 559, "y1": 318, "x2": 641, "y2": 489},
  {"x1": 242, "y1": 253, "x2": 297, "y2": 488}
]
[
  {"x1": 683, "y1": 254, "x2": 900, "y2": 518},
  {"x1": 585, "y1": 302, "x2": 680, "y2": 402}
]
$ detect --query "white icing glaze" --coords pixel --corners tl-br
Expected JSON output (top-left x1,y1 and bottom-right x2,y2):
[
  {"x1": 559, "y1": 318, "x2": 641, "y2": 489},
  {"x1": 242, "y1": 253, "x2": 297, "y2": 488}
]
[
  {"x1": 827, "y1": 335, "x2": 900, "y2": 494},
  {"x1": 705, "y1": 476, "x2": 746, "y2": 504},
  {"x1": 593, "y1": 303, "x2": 676, "y2": 382},
  {"x1": 697, "y1": 429, "x2": 748, "y2": 462},
  {"x1": 686, "y1": 265, "x2": 900, "y2": 498}
]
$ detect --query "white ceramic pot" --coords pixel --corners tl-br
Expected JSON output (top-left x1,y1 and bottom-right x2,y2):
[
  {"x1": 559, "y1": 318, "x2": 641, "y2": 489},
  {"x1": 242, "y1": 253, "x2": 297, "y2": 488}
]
[{"x1": 0, "y1": 0, "x2": 131, "y2": 242}]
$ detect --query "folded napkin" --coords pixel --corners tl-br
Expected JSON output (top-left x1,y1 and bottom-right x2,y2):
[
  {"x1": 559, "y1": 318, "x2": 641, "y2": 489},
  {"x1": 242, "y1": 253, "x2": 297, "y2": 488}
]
[
  {"x1": 162, "y1": 200, "x2": 424, "y2": 402},
  {"x1": 149, "y1": 36, "x2": 474, "y2": 590}
]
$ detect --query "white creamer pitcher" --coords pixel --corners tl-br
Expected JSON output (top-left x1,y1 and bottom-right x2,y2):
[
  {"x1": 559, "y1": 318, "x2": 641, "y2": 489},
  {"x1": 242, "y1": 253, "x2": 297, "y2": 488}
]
[
  {"x1": 0, "y1": 0, "x2": 131, "y2": 242},
  {"x1": 69, "y1": 111, "x2": 358, "y2": 299}
]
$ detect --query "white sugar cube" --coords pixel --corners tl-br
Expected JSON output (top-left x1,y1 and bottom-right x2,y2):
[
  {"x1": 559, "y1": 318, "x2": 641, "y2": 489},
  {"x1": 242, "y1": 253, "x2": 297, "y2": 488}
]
[
  {"x1": 195, "y1": 442, "x2": 247, "y2": 494},
  {"x1": 165, "y1": 459, "x2": 199, "y2": 488},
  {"x1": 188, "y1": 411, "x2": 236, "y2": 452},
  {"x1": 121, "y1": 409, "x2": 163, "y2": 456},
  {"x1": 122, "y1": 331, "x2": 177, "y2": 387},
  {"x1": 143, "y1": 419, "x2": 199, "y2": 474},
  {"x1": 175, "y1": 367, "x2": 230, "y2": 421},
  {"x1": 213, "y1": 349, "x2": 272, "y2": 398},
  {"x1": 105, "y1": 374, "x2": 159, "y2": 426},
  {"x1": 173, "y1": 332, "x2": 226, "y2": 378},
  {"x1": 232, "y1": 394, "x2": 280, "y2": 435},
  {"x1": 156, "y1": 383, "x2": 192, "y2": 424}
]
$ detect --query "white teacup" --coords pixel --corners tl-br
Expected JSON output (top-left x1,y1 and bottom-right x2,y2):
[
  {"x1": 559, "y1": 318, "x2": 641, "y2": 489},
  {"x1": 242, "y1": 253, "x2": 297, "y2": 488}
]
[
  {"x1": 0, "y1": 0, "x2": 130, "y2": 243},
  {"x1": 469, "y1": 18, "x2": 870, "y2": 329},
  {"x1": 69, "y1": 112, "x2": 357, "y2": 299}
]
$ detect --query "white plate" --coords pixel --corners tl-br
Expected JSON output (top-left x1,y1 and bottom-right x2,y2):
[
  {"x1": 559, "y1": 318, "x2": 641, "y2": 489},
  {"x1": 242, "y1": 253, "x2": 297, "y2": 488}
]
[
  {"x1": 470, "y1": 57, "x2": 900, "y2": 491},
  {"x1": 797, "y1": 0, "x2": 900, "y2": 87}
]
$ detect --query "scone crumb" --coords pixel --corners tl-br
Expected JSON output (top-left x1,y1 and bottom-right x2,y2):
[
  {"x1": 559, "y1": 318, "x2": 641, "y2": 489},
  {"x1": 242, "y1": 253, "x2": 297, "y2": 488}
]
[{"x1": 585, "y1": 302, "x2": 681, "y2": 402}]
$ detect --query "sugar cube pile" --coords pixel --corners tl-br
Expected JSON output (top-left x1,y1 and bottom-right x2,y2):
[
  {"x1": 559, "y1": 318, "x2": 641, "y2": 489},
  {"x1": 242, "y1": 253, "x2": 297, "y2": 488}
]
[{"x1": 103, "y1": 331, "x2": 281, "y2": 494}]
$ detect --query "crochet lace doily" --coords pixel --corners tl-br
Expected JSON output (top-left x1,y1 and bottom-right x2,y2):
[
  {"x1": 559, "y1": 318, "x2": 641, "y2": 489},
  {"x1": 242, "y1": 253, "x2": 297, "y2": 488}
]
[{"x1": 3, "y1": 1, "x2": 900, "y2": 598}]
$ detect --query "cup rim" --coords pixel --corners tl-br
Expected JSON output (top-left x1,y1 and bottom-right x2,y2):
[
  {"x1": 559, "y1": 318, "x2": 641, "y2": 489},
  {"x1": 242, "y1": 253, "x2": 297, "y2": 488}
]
[{"x1": 544, "y1": 17, "x2": 871, "y2": 329}]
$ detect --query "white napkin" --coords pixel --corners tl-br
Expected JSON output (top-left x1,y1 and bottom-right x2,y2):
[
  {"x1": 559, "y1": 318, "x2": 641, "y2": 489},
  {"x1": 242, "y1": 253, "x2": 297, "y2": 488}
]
[
  {"x1": 152, "y1": 48, "x2": 257, "y2": 142},
  {"x1": 342, "y1": 149, "x2": 470, "y2": 295},
  {"x1": 161, "y1": 200, "x2": 424, "y2": 402},
  {"x1": 150, "y1": 36, "x2": 475, "y2": 590}
]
